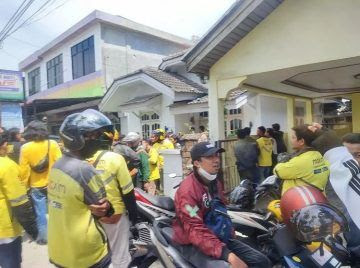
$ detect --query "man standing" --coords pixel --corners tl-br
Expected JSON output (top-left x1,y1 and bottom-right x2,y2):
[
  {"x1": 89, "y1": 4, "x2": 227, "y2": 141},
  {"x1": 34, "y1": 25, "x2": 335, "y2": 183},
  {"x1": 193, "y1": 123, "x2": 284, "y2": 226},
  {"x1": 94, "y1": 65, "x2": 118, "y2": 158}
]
[
  {"x1": 173, "y1": 142, "x2": 271, "y2": 268},
  {"x1": 234, "y1": 128, "x2": 260, "y2": 184},
  {"x1": 256, "y1": 126, "x2": 273, "y2": 181},
  {"x1": 122, "y1": 132, "x2": 150, "y2": 189},
  {"x1": 0, "y1": 133, "x2": 38, "y2": 268},
  {"x1": 88, "y1": 125, "x2": 137, "y2": 268},
  {"x1": 19, "y1": 120, "x2": 62, "y2": 244},
  {"x1": 272, "y1": 123, "x2": 287, "y2": 153},
  {"x1": 142, "y1": 139, "x2": 160, "y2": 195},
  {"x1": 48, "y1": 109, "x2": 114, "y2": 268}
]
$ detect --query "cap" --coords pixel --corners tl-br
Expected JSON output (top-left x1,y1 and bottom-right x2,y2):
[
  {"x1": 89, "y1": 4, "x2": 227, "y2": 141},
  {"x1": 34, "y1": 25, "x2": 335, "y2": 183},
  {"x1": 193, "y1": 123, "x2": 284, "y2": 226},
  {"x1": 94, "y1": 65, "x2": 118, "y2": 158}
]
[
  {"x1": 190, "y1": 142, "x2": 225, "y2": 161},
  {"x1": 123, "y1": 132, "x2": 141, "y2": 142}
]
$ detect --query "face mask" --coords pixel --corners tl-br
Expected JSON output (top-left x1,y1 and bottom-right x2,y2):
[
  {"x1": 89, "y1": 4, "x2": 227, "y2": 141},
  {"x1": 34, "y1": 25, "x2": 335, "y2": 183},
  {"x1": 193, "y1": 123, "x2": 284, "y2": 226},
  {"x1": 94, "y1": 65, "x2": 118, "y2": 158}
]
[{"x1": 198, "y1": 167, "x2": 217, "y2": 181}]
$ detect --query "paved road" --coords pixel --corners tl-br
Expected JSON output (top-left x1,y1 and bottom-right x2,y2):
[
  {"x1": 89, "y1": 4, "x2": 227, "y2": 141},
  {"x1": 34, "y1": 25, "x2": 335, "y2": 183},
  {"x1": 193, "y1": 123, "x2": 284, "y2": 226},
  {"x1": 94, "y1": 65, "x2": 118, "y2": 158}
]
[{"x1": 22, "y1": 238, "x2": 163, "y2": 268}]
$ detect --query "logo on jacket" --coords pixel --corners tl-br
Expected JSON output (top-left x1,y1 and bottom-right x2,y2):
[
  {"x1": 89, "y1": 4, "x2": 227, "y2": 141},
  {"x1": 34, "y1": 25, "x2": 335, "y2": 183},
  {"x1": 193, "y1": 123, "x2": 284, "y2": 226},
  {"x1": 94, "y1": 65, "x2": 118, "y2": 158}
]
[
  {"x1": 202, "y1": 193, "x2": 210, "y2": 208},
  {"x1": 185, "y1": 204, "x2": 201, "y2": 219}
]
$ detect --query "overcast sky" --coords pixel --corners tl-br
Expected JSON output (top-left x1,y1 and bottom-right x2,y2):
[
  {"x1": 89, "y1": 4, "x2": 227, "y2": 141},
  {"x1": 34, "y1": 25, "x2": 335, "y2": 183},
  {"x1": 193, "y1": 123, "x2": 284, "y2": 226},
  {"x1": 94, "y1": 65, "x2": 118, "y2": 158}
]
[{"x1": 0, "y1": 0, "x2": 236, "y2": 70}]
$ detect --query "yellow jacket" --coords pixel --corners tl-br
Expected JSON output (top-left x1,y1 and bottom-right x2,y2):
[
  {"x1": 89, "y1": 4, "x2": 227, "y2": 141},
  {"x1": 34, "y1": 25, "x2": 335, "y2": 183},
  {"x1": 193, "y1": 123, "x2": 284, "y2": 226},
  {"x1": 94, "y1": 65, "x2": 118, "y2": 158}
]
[
  {"x1": 274, "y1": 150, "x2": 330, "y2": 195},
  {"x1": 48, "y1": 154, "x2": 110, "y2": 268},
  {"x1": 88, "y1": 151, "x2": 134, "y2": 215},
  {"x1": 19, "y1": 140, "x2": 62, "y2": 188},
  {"x1": 256, "y1": 137, "x2": 273, "y2": 167},
  {"x1": 153, "y1": 139, "x2": 174, "y2": 169},
  {"x1": 0, "y1": 156, "x2": 29, "y2": 239},
  {"x1": 148, "y1": 147, "x2": 160, "y2": 181}
]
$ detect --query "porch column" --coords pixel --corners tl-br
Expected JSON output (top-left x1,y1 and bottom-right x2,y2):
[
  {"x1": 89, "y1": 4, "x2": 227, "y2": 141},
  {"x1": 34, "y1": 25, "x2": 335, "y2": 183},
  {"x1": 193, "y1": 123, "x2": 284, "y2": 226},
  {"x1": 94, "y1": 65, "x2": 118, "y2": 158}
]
[
  {"x1": 304, "y1": 99, "x2": 313, "y2": 124},
  {"x1": 286, "y1": 97, "x2": 295, "y2": 151},
  {"x1": 209, "y1": 77, "x2": 225, "y2": 141},
  {"x1": 352, "y1": 93, "x2": 360, "y2": 133},
  {"x1": 208, "y1": 76, "x2": 247, "y2": 141}
]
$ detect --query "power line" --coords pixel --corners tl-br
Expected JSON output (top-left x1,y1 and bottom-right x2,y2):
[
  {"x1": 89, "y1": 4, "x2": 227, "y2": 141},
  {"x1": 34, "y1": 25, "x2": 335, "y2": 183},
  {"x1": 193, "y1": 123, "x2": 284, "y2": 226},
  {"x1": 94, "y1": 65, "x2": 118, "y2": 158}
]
[
  {"x1": 9, "y1": 36, "x2": 41, "y2": 48},
  {"x1": 23, "y1": 0, "x2": 71, "y2": 25},
  {"x1": 0, "y1": 0, "x2": 28, "y2": 38},
  {"x1": 0, "y1": 0, "x2": 36, "y2": 46},
  {"x1": 4, "y1": 0, "x2": 56, "y2": 39}
]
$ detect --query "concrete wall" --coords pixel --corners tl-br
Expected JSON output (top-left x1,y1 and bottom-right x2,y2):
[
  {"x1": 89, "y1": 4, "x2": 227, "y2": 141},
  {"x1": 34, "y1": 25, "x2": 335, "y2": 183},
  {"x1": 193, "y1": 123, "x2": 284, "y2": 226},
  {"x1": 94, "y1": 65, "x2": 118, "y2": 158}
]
[
  {"x1": 23, "y1": 23, "x2": 102, "y2": 96},
  {"x1": 211, "y1": 0, "x2": 360, "y2": 79},
  {"x1": 101, "y1": 24, "x2": 188, "y2": 88}
]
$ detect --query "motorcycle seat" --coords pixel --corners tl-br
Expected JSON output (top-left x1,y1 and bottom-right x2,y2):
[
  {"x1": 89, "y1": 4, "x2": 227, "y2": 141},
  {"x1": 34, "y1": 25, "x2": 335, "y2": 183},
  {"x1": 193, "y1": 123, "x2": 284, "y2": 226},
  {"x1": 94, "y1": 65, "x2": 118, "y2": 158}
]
[
  {"x1": 161, "y1": 226, "x2": 174, "y2": 244},
  {"x1": 136, "y1": 188, "x2": 175, "y2": 211}
]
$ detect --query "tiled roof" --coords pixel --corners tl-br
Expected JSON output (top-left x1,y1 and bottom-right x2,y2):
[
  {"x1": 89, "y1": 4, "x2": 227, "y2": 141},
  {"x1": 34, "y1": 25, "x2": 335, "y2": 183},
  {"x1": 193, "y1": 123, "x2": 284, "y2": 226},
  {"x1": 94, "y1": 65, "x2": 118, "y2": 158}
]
[
  {"x1": 228, "y1": 89, "x2": 246, "y2": 100},
  {"x1": 122, "y1": 93, "x2": 161, "y2": 105},
  {"x1": 162, "y1": 49, "x2": 189, "y2": 62},
  {"x1": 140, "y1": 67, "x2": 207, "y2": 94},
  {"x1": 187, "y1": 95, "x2": 208, "y2": 104}
]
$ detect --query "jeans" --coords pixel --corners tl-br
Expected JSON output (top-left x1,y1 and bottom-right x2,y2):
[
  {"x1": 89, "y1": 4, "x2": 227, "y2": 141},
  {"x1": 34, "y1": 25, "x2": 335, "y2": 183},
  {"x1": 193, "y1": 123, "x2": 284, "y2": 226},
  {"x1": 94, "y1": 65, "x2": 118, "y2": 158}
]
[
  {"x1": 237, "y1": 166, "x2": 261, "y2": 185},
  {"x1": 30, "y1": 187, "x2": 48, "y2": 243},
  {"x1": 0, "y1": 237, "x2": 22, "y2": 268},
  {"x1": 258, "y1": 167, "x2": 272, "y2": 182},
  {"x1": 176, "y1": 239, "x2": 271, "y2": 268}
]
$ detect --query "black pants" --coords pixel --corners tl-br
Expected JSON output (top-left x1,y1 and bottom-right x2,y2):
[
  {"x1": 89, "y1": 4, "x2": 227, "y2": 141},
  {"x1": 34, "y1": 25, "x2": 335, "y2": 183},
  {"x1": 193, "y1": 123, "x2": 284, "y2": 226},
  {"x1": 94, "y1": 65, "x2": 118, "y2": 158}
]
[
  {"x1": 0, "y1": 237, "x2": 22, "y2": 268},
  {"x1": 176, "y1": 239, "x2": 271, "y2": 268}
]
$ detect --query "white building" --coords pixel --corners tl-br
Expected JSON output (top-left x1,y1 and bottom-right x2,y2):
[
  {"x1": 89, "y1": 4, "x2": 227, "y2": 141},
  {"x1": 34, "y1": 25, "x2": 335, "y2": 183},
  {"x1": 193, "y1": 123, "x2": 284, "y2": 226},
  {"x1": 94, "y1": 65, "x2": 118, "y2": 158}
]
[
  {"x1": 100, "y1": 50, "x2": 265, "y2": 138},
  {"x1": 19, "y1": 10, "x2": 191, "y2": 133}
]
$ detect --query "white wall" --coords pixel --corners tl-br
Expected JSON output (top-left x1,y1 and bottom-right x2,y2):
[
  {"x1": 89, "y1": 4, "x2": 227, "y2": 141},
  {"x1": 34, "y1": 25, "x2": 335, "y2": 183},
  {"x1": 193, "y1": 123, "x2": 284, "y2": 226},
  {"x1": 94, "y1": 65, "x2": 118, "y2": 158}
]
[
  {"x1": 161, "y1": 94, "x2": 175, "y2": 132},
  {"x1": 23, "y1": 23, "x2": 102, "y2": 96},
  {"x1": 259, "y1": 95, "x2": 287, "y2": 130}
]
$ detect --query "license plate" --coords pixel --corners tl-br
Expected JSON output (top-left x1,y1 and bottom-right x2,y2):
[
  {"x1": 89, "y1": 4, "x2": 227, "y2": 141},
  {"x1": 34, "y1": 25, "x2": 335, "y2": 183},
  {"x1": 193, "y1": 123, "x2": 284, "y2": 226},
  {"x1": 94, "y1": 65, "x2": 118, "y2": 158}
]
[{"x1": 310, "y1": 247, "x2": 342, "y2": 267}]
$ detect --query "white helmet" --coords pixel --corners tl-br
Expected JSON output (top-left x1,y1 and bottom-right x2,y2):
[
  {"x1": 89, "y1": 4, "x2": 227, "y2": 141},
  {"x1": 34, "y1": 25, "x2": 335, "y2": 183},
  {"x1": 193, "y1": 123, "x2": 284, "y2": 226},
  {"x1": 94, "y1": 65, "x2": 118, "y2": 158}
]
[{"x1": 123, "y1": 132, "x2": 141, "y2": 143}]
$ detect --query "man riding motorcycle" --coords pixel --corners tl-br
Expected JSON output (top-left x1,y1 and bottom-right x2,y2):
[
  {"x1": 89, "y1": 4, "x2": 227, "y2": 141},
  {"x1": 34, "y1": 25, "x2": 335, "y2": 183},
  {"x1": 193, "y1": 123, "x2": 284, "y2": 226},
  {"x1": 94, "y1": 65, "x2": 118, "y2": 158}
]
[{"x1": 172, "y1": 142, "x2": 271, "y2": 268}]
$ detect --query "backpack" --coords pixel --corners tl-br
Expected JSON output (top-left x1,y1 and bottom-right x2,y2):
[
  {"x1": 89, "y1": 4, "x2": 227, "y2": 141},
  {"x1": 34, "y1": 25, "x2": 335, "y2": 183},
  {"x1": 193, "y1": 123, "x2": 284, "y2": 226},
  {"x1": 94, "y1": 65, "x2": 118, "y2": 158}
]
[{"x1": 204, "y1": 197, "x2": 233, "y2": 243}]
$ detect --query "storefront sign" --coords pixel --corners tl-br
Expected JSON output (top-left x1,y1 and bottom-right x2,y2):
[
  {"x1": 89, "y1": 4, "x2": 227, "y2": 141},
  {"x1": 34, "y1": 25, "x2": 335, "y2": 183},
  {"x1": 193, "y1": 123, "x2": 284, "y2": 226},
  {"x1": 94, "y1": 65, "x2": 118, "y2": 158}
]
[{"x1": 0, "y1": 69, "x2": 24, "y2": 101}]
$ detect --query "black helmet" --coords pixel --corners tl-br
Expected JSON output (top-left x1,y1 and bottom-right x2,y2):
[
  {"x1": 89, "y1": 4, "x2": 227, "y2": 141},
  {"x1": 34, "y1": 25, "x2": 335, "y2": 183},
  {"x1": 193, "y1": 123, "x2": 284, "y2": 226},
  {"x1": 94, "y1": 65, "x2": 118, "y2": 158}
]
[
  {"x1": 229, "y1": 179, "x2": 255, "y2": 209},
  {"x1": 59, "y1": 109, "x2": 113, "y2": 151},
  {"x1": 290, "y1": 203, "x2": 349, "y2": 243}
]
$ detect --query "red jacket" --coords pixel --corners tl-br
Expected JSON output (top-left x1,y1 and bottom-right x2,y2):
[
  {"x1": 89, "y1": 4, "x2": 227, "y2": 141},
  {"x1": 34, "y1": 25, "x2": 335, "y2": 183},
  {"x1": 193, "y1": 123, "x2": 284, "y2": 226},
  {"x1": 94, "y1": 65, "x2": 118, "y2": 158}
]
[{"x1": 172, "y1": 172, "x2": 227, "y2": 259}]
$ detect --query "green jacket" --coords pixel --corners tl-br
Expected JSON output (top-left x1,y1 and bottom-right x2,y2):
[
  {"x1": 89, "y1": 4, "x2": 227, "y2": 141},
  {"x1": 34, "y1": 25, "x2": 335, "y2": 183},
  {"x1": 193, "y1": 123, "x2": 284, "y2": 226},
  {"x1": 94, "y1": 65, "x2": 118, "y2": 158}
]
[{"x1": 136, "y1": 148, "x2": 150, "y2": 182}]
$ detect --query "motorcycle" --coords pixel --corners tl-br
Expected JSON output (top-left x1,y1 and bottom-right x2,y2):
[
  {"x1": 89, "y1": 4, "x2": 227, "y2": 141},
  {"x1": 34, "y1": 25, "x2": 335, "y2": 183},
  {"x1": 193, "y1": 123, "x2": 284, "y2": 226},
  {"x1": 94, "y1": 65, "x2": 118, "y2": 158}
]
[{"x1": 229, "y1": 176, "x2": 356, "y2": 267}]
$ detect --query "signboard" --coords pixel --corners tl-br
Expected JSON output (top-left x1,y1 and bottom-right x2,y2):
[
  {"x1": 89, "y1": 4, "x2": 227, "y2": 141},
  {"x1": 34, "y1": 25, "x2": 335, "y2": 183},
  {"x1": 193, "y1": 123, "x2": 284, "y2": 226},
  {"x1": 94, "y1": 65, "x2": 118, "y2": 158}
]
[
  {"x1": 0, "y1": 69, "x2": 24, "y2": 101},
  {"x1": 0, "y1": 103, "x2": 24, "y2": 130}
]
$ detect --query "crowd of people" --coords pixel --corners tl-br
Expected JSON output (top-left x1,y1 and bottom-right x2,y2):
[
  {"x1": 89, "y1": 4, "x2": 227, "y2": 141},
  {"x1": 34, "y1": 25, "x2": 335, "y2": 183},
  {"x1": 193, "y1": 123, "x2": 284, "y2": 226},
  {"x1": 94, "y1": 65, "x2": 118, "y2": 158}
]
[
  {"x1": 1, "y1": 111, "x2": 360, "y2": 268},
  {"x1": 234, "y1": 122, "x2": 360, "y2": 257}
]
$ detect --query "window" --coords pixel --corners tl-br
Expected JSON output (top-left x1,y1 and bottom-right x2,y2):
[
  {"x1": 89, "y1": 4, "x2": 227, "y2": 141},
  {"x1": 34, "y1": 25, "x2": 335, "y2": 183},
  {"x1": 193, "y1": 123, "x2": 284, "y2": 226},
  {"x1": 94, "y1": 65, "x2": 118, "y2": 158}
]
[
  {"x1": 141, "y1": 112, "x2": 160, "y2": 138},
  {"x1": 142, "y1": 124, "x2": 150, "y2": 139},
  {"x1": 28, "y1": 67, "x2": 40, "y2": 96},
  {"x1": 47, "y1": 54, "x2": 63, "y2": 88},
  {"x1": 229, "y1": 108, "x2": 241, "y2": 115},
  {"x1": 151, "y1": 123, "x2": 160, "y2": 131},
  {"x1": 151, "y1": 113, "x2": 159, "y2": 120},
  {"x1": 200, "y1": 111, "x2": 208, "y2": 118},
  {"x1": 71, "y1": 36, "x2": 95, "y2": 79},
  {"x1": 141, "y1": 114, "x2": 149, "y2": 121},
  {"x1": 230, "y1": 119, "x2": 242, "y2": 134}
]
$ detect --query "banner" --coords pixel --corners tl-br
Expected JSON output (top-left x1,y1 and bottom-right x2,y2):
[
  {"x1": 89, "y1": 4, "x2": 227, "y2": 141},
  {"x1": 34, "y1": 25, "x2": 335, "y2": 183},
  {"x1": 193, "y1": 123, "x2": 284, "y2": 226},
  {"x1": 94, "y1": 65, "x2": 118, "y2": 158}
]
[
  {"x1": 0, "y1": 69, "x2": 24, "y2": 101},
  {"x1": 0, "y1": 103, "x2": 24, "y2": 130}
]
